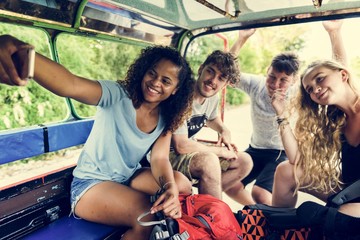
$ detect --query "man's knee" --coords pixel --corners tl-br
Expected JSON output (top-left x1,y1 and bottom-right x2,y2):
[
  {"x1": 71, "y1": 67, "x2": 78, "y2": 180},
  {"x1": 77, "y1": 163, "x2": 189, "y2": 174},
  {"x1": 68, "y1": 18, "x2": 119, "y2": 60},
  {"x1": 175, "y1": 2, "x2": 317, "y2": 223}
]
[
  {"x1": 235, "y1": 152, "x2": 253, "y2": 171},
  {"x1": 191, "y1": 152, "x2": 220, "y2": 171},
  {"x1": 190, "y1": 152, "x2": 221, "y2": 178},
  {"x1": 227, "y1": 152, "x2": 253, "y2": 180}
]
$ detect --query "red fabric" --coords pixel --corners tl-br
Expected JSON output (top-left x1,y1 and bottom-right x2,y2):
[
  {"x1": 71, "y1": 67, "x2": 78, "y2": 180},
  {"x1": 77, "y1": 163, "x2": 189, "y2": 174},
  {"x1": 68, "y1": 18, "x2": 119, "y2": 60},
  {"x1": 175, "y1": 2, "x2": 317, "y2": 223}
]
[{"x1": 176, "y1": 194, "x2": 243, "y2": 240}]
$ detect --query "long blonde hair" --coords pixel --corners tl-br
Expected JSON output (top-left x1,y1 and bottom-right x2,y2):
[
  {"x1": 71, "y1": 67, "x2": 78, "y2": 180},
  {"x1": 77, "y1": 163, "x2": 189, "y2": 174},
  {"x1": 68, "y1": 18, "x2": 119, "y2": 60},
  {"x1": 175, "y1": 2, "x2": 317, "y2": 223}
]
[{"x1": 291, "y1": 60, "x2": 358, "y2": 193}]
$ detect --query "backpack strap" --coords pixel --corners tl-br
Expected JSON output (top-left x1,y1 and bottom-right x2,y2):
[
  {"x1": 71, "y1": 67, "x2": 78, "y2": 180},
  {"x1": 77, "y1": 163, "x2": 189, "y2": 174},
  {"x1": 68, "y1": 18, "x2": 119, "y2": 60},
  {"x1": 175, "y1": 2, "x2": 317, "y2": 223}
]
[
  {"x1": 324, "y1": 179, "x2": 360, "y2": 237},
  {"x1": 170, "y1": 231, "x2": 190, "y2": 240},
  {"x1": 323, "y1": 207, "x2": 338, "y2": 236},
  {"x1": 137, "y1": 211, "x2": 167, "y2": 227},
  {"x1": 137, "y1": 211, "x2": 190, "y2": 240},
  {"x1": 330, "y1": 179, "x2": 360, "y2": 207}
]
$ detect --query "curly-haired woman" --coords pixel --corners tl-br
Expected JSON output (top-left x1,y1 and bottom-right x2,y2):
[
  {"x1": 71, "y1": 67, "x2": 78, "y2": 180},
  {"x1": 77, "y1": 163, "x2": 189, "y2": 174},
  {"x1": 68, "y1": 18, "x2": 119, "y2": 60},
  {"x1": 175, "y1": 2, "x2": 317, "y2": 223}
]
[{"x1": 0, "y1": 35, "x2": 195, "y2": 239}]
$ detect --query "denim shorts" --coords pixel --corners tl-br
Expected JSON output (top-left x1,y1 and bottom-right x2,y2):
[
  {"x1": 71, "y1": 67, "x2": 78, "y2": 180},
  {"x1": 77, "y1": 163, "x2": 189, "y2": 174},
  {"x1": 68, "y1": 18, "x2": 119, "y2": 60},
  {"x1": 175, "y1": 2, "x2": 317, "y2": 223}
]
[
  {"x1": 70, "y1": 177, "x2": 104, "y2": 218},
  {"x1": 70, "y1": 171, "x2": 144, "y2": 218}
]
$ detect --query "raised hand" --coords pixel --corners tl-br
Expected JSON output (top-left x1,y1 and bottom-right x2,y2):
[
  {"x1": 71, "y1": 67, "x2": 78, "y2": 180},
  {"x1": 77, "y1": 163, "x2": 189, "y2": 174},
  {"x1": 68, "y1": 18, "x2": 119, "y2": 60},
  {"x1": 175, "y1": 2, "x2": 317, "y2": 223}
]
[{"x1": 0, "y1": 35, "x2": 33, "y2": 86}]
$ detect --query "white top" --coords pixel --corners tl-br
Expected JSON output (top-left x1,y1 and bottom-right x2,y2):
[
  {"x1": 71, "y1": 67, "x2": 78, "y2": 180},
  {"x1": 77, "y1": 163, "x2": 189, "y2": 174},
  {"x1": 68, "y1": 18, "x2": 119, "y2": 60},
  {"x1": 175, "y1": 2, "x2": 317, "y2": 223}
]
[
  {"x1": 174, "y1": 94, "x2": 219, "y2": 138},
  {"x1": 235, "y1": 73, "x2": 296, "y2": 150}
]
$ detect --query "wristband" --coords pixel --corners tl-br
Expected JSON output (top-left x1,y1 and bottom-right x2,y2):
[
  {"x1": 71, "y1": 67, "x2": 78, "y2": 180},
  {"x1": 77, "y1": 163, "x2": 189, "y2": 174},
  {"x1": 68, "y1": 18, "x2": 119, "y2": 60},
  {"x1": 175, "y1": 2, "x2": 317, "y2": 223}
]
[{"x1": 277, "y1": 116, "x2": 289, "y2": 130}]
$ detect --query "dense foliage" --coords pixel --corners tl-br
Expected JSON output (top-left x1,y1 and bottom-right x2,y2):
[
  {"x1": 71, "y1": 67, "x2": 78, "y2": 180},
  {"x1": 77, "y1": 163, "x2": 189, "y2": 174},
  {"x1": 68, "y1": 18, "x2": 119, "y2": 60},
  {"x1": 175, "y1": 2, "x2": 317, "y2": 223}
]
[
  {"x1": 56, "y1": 34, "x2": 143, "y2": 117},
  {"x1": 0, "y1": 24, "x2": 143, "y2": 129},
  {"x1": 0, "y1": 24, "x2": 67, "y2": 130}
]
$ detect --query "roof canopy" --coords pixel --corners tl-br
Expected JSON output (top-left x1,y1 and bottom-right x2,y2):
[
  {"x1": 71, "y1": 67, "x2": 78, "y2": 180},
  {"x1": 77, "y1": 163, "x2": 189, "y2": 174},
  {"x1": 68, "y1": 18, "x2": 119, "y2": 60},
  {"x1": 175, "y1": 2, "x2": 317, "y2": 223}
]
[{"x1": 1, "y1": 0, "x2": 359, "y2": 45}]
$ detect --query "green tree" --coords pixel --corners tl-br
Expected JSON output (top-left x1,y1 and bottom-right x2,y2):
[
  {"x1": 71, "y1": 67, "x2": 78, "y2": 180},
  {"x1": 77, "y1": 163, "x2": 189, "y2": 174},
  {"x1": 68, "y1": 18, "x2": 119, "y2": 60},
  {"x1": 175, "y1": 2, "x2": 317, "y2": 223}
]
[
  {"x1": 0, "y1": 23, "x2": 67, "y2": 129},
  {"x1": 0, "y1": 23, "x2": 144, "y2": 129}
]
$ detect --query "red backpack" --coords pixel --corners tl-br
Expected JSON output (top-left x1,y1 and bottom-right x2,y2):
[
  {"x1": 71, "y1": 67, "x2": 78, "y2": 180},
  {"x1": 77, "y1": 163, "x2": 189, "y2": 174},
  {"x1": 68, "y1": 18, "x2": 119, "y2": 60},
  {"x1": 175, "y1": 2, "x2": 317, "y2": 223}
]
[{"x1": 138, "y1": 194, "x2": 243, "y2": 240}]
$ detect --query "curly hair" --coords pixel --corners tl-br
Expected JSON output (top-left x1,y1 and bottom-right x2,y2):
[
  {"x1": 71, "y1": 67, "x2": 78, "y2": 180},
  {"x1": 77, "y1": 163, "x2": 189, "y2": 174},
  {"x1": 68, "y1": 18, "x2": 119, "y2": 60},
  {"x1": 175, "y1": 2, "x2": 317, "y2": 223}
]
[
  {"x1": 202, "y1": 50, "x2": 240, "y2": 85},
  {"x1": 118, "y1": 46, "x2": 194, "y2": 133},
  {"x1": 290, "y1": 59, "x2": 359, "y2": 194}
]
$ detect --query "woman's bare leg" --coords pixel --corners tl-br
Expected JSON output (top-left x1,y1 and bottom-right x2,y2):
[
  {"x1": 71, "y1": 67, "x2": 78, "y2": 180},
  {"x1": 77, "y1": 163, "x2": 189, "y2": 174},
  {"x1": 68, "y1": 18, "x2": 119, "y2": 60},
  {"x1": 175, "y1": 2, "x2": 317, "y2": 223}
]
[
  {"x1": 130, "y1": 168, "x2": 192, "y2": 195},
  {"x1": 75, "y1": 181, "x2": 154, "y2": 239},
  {"x1": 339, "y1": 203, "x2": 360, "y2": 217},
  {"x1": 272, "y1": 160, "x2": 336, "y2": 207},
  {"x1": 272, "y1": 161, "x2": 298, "y2": 207}
]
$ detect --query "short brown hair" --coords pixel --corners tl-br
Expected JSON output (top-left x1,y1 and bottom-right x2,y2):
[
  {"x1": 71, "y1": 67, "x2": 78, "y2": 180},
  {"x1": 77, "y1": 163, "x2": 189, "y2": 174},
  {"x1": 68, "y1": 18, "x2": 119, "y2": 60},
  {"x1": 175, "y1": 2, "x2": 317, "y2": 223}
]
[{"x1": 202, "y1": 50, "x2": 241, "y2": 85}]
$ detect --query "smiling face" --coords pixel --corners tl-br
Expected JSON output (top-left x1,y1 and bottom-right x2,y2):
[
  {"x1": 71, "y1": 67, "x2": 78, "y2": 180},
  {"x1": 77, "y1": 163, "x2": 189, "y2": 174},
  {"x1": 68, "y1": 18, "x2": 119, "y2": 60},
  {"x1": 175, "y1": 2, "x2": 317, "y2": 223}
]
[
  {"x1": 301, "y1": 65, "x2": 347, "y2": 105},
  {"x1": 265, "y1": 66, "x2": 294, "y2": 97},
  {"x1": 141, "y1": 59, "x2": 180, "y2": 105},
  {"x1": 196, "y1": 64, "x2": 229, "y2": 99}
]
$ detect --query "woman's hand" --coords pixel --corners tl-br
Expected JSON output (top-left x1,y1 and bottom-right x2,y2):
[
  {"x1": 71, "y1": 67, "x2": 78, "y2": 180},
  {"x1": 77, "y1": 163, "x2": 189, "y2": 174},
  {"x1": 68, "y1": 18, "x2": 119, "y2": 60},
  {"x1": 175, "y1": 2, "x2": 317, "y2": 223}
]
[
  {"x1": 150, "y1": 183, "x2": 182, "y2": 219},
  {"x1": 0, "y1": 35, "x2": 33, "y2": 86},
  {"x1": 271, "y1": 88, "x2": 287, "y2": 116}
]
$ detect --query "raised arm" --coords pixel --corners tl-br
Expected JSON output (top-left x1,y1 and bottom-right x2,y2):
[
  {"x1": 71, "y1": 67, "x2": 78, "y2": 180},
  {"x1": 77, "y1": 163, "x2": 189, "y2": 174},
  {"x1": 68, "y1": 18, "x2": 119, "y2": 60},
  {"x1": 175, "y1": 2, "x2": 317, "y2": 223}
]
[
  {"x1": 229, "y1": 28, "x2": 256, "y2": 56},
  {"x1": 0, "y1": 35, "x2": 102, "y2": 105},
  {"x1": 323, "y1": 20, "x2": 347, "y2": 66},
  {"x1": 270, "y1": 21, "x2": 347, "y2": 164},
  {"x1": 271, "y1": 90, "x2": 300, "y2": 165}
]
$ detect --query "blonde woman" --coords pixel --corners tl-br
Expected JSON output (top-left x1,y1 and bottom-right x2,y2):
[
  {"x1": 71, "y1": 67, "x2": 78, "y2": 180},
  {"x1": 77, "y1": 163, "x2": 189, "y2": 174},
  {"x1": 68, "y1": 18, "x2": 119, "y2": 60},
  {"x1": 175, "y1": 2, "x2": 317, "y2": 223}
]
[
  {"x1": 272, "y1": 59, "x2": 360, "y2": 217},
  {"x1": 271, "y1": 21, "x2": 360, "y2": 219}
]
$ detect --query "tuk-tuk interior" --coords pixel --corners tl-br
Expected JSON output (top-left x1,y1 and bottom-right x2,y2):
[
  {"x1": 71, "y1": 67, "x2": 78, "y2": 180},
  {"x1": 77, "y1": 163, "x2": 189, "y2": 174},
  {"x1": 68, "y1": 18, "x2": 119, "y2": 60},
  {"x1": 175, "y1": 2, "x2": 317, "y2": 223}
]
[{"x1": 0, "y1": 0, "x2": 360, "y2": 239}]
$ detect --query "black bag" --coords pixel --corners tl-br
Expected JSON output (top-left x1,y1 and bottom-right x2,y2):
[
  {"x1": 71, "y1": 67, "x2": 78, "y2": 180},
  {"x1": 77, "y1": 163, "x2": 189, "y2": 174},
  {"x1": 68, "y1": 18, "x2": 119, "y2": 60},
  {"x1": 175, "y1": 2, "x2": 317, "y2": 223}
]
[
  {"x1": 236, "y1": 179, "x2": 360, "y2": 240},
  {"x1": 297, "y1": 179, "x2": 360, "y2": 240},
  {"x1": 236, "y1": 204, "x2": 313, "y2": 240}
]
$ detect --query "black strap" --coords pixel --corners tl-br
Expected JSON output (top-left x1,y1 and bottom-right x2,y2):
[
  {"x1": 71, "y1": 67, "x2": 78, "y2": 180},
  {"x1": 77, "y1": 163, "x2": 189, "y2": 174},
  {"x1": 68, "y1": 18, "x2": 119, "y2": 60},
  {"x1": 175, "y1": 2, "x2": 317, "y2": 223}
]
[
  {"x1": 331, "y1": 179, "x2": 360, "y2": 206},
  {"x1": 38, "y1": 124, "x2": 49, "y2": 153},
  {"x1": 324, "y1": 207, "x2": 338, "y2": 236},
  {"x1": 323, "y1": 179, "x2": 360, "y2": 238}
]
